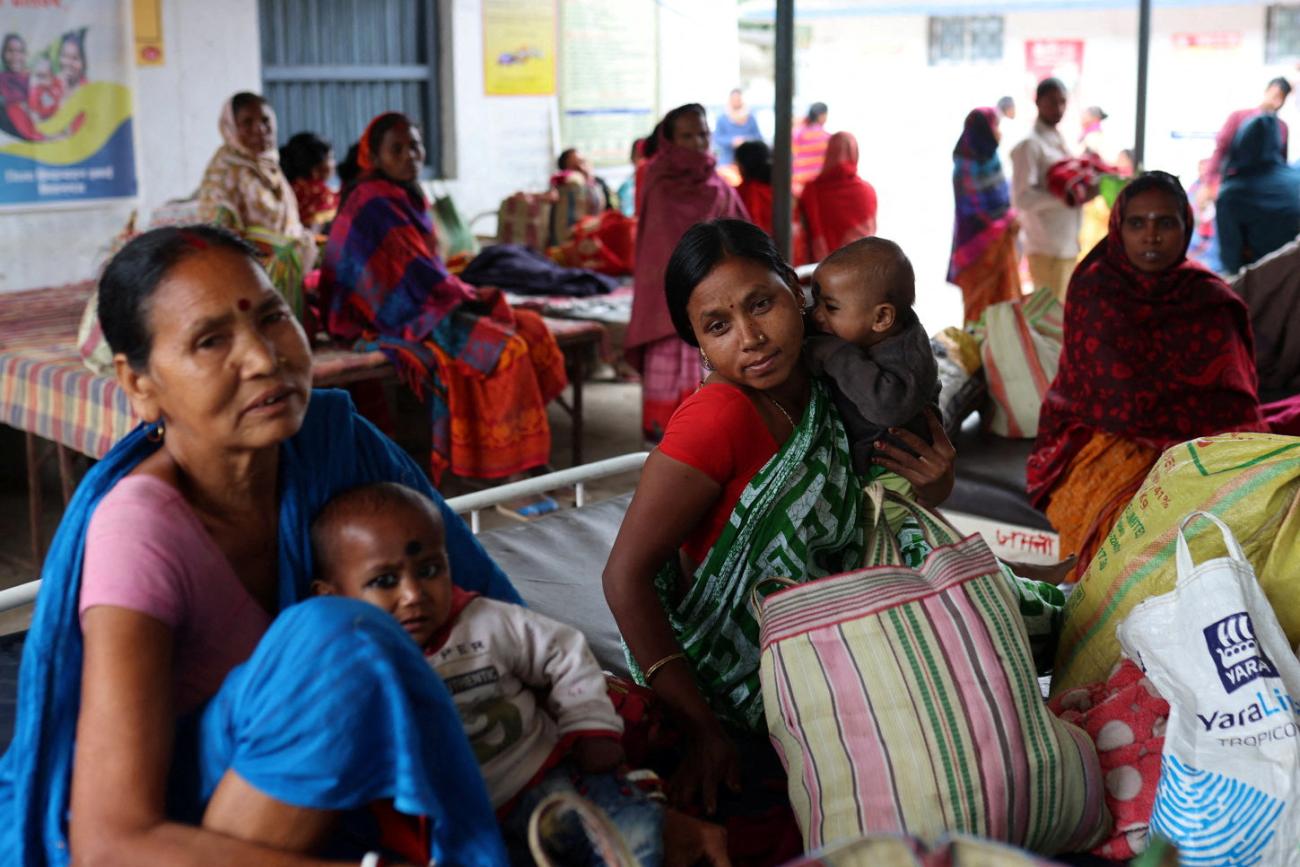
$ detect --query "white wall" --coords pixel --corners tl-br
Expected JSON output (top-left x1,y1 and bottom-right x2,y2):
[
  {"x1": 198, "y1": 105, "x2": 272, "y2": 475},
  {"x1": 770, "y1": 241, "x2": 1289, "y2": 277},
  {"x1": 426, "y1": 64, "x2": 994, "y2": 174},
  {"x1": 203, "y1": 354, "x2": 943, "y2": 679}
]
[
  {"x1": 442, "y1": 0, "x2": 741, "y2": 229},
  {"x1": 134, "y1": 0, "x2": 262, "y2": 216},
  {"x1": 0, "y1": 0, "x2": 260, "y2": 292},
  {"x1": 657, "y1": 0, "x2": 743, "y2": 113},
  {"x1": 0, "y1": 0, "x2": 743, "y2": 289},
  {"x1": 438, "y1": 0, "x2": 560, "y2": 231}
]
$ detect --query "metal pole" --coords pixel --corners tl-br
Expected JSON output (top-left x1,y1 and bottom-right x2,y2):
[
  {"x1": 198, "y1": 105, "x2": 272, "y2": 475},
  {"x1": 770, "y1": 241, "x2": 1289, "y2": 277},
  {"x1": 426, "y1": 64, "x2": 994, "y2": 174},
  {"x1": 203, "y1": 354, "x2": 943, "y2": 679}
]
[
  {"x1": 1135, "y1": 0, "x2": 1151, "y2": 169},
  {"x1": 772, "y1": 0, "x2": 795, "y2": 260}
]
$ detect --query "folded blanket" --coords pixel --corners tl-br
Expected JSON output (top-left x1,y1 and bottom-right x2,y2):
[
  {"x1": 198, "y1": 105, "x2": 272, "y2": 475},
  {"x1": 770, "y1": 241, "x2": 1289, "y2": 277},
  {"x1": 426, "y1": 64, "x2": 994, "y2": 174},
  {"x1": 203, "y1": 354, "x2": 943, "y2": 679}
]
[{"x1": 460, "y1": 244, "x2": 617, "y2": 298}]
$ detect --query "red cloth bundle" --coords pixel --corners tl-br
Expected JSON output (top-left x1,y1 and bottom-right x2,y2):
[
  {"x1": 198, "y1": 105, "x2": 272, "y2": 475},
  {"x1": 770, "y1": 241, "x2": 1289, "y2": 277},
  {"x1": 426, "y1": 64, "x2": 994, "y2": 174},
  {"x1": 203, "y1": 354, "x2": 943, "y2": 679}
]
[
  {"x1": 1049, "y1": 659, "x2": 1169, "y2": 860},
  {"x1": 1047, "y1": 154, "x2": 1116, "y2": 207}
]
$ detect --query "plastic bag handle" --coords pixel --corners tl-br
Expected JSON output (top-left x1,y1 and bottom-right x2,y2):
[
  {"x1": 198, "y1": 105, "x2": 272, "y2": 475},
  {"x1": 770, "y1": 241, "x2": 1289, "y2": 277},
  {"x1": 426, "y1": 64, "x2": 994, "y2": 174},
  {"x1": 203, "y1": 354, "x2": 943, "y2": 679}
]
[{"x1": 1175, "y1": 510, "x2": 1249, "y2": 584}]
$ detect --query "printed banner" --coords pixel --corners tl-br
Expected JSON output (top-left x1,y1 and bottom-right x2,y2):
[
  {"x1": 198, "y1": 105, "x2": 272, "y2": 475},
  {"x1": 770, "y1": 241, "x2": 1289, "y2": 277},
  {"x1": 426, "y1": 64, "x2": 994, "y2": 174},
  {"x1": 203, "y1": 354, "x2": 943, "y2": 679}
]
[
  {"x1": 559, "y1": 0, "x2": 656, "y2": 168},
  {"x1": 0, "y1": 0, "x2": 138, "y2": 207},
  {"x1": 482, "y1": 0, "x2": 556, "y2": 96}
]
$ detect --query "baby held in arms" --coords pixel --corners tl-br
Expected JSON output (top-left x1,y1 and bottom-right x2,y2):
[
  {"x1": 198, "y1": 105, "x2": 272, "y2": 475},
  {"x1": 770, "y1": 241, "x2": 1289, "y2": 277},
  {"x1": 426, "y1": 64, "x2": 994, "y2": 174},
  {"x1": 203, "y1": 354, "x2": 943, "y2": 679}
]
[
  {"x1": 805, "y1": 236, "x2": 939, "y2": 477},
  {"x1": 310, "y1": 482, "x2": 663, "y2": 864}
]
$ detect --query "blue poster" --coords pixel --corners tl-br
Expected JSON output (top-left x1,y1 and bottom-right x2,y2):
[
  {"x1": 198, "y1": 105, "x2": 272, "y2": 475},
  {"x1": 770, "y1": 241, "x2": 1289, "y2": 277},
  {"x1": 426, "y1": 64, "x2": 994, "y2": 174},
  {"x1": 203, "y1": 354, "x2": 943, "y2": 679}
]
[{"x1": 0, "y1": 0, "x2": 138, "y2": 207}]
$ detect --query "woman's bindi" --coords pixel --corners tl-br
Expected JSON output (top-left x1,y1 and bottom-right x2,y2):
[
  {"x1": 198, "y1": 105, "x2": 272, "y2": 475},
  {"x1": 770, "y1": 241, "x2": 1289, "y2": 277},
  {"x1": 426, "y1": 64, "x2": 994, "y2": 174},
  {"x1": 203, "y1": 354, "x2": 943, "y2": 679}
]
[
  {"x1": 237, "y1": 298, "x2": 251, "y2": 311},
  {"x1": 405, "y1": 540, "x2": 423, "y2": 557}
]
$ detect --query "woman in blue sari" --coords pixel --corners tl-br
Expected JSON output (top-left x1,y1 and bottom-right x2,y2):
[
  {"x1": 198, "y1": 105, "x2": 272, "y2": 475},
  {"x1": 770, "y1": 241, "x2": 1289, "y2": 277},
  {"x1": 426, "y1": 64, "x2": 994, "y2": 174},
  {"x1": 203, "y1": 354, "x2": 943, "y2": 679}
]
[{"x1": 0, "y1": 226, "x2": 512, "y2": 865}]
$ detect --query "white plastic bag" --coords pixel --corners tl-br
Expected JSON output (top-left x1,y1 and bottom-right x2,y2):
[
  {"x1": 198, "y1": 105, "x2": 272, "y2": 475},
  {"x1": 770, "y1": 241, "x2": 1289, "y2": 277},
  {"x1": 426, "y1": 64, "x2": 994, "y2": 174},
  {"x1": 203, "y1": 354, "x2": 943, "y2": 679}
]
[{"x1": 1118, "y1": 511, "x2": 1300, "y2": 867}]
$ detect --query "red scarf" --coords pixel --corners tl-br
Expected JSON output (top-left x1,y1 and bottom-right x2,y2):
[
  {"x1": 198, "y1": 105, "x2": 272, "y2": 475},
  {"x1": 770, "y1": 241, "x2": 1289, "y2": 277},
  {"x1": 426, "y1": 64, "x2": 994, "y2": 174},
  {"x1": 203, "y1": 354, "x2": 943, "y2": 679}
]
[
  {"x1": 799, "y1": 132, "x2": 877, "y2": 261},
  {"x1": 626, "y1": 134, "x2": 748, "y2": 360},
  {"x1": 1027, "y1": 178, "x2": 1266, "y2": 507},
  {"x1": 291, "y1": 177, "x2": 338, "y2": 226}
]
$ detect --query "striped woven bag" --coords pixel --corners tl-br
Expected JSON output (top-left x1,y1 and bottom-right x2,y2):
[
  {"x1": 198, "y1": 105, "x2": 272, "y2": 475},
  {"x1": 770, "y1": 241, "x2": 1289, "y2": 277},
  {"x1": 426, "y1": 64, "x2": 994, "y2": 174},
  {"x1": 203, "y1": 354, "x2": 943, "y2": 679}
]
[
  {"x1": 976, "y1": 286, "x2": 1064, "y2": 439},
  {"x1": 757, "y1": 486, "x2": 1109, "y2": 854}
]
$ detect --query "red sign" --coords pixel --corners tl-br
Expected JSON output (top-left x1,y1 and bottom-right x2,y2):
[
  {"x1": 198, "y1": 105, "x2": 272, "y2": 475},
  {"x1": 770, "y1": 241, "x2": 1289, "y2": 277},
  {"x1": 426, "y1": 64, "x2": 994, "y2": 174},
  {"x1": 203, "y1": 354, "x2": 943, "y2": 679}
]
[
  {"x1": 1025, "y1": 39, "x2": 1085, "y2": 91},
  {"x1": 1172, "y1": 32, "x2": 1242, "y2": 50}
]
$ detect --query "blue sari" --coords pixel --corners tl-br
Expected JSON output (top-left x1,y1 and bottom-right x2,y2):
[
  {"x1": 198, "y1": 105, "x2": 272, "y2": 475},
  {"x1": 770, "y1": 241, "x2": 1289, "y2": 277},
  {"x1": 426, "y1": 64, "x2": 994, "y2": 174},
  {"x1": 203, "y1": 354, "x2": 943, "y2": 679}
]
[{"x1": 0, "y1": 389, "x2": 517, "y2": 865}]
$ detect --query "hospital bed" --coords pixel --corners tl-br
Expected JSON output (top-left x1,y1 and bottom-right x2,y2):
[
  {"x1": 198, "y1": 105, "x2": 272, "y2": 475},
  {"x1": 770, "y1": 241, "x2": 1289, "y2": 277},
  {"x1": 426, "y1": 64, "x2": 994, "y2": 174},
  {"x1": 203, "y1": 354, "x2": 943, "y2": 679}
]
[{"x1": 0, "y1": 424, "x2": 1057, "y2": 749}]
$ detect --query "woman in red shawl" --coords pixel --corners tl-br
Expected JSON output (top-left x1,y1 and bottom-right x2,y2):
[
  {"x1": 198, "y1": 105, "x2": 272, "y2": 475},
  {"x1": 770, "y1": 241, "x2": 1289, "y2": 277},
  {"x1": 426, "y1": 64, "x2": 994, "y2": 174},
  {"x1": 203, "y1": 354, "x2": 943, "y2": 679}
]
[
  {"x1": 321, "y1": 112, "x2": 566, "y2": 484},
  {"x1": 798, "y1": 131, "x2": 877, "y2": 262},
  {"x1": 734, "y1": 140, "x2": 773, "y2": 236},
  {"x1": 627, "y1": 103, "x2": 749, "y2": 440},
  {"x1": 1027, "y1": 171, "x2": 1266, "y2": 579}
]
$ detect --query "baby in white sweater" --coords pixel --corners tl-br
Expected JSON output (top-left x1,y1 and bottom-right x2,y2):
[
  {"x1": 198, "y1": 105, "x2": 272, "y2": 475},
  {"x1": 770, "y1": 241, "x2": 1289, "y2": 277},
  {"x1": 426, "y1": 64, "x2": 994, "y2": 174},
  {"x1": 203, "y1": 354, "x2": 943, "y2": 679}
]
[{"x1": 311, "y1": 482, "x2": 662, "y2": 865}]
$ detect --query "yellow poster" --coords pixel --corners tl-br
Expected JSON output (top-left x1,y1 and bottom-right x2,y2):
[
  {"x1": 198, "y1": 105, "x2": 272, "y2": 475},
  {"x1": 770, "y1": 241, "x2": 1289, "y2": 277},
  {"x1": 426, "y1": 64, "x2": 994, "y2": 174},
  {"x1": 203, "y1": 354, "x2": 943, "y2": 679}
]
[
  {"x1": 483, "y1": 0, "x2": 556, "y2": 96},
  {"x1": 132, "y1": 0, "x2": 164, "y2": 66}
]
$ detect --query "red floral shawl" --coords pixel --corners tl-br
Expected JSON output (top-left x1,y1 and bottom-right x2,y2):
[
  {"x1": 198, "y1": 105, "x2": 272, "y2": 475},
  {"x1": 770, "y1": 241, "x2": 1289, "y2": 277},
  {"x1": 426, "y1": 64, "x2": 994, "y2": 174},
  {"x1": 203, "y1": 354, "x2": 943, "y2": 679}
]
[
  {"x1": 1026, "y1": 178, "x2": 1266, "y2": 508},
  {"x1": 626, "y1": 135, "x2": 748, "y2": 363},
  {"x1": 799, "y1": 132, "x2": 878, "y2": 261}
]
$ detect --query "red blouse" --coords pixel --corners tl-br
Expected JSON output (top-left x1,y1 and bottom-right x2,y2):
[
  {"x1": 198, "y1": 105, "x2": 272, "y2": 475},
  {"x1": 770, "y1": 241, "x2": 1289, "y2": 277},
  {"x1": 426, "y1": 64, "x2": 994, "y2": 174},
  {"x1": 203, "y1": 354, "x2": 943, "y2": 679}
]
[{"x1": 657, "y1": 383, "x2": 779, "y2": 564}]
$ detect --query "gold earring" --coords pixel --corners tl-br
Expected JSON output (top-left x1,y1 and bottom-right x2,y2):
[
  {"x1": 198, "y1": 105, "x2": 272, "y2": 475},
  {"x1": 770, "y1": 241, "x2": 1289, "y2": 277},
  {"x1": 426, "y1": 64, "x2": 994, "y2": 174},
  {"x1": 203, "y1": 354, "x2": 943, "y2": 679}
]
[
  {"x1": 700, "y1": 349, "x2": 712, "y2": 370},
  {"x1": 146, "y1": 420, "x2": 165, "y2": 443}
]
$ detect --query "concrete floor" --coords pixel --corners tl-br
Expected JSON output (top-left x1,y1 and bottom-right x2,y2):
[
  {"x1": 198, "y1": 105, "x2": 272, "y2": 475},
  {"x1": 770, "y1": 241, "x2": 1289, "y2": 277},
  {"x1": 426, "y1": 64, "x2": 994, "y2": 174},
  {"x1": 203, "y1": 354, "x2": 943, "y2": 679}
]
[{"x1": 0, "y1": 375, "x2": 648, "y2": 633}]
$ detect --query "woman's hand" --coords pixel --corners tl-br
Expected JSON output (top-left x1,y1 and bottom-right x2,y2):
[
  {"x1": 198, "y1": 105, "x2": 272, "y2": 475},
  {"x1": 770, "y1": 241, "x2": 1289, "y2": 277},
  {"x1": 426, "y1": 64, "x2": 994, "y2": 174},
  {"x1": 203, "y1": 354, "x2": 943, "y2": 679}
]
[
  {"x1": 668, "y1": 719, "x2": 741, "y2": 815},
  {"x1": 873, "y1": 409, "x2": 957, "y2": 508},
  {"x1": 71, "y1": 608, "x2": 339, "y2": 865},
  {"x1": 664, "y1": 809, "x2": 732, "y2": 867},
  {"x1": 572, "y1": 736, "x2": 625, "y2": 775}
]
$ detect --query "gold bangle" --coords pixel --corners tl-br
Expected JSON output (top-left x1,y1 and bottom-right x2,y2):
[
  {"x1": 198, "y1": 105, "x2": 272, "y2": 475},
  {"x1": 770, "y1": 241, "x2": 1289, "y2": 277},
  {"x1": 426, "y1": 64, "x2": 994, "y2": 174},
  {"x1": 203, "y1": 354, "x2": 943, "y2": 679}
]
[{"x1": 644, "y1": 652, "x2": 687, "y2": 683}]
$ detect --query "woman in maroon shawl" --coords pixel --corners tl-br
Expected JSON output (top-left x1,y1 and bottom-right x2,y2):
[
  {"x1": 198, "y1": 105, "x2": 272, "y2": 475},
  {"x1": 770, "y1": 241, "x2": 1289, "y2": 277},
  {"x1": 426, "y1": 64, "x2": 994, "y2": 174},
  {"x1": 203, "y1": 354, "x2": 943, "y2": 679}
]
[
  {"x1": 1027, "y1": 171, "x2": 1266, "y2": 579},
  {"x1": 798, "y1": 131, "x2": 877, "y2": 262},
  {"x1": 627, "y1": 103, "x2": 748, "y2": 440}
]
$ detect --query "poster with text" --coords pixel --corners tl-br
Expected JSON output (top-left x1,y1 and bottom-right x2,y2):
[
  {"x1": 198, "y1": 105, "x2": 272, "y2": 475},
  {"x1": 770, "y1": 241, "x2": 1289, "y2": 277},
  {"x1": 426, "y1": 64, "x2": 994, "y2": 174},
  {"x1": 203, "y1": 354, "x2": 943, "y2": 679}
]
[
  {"x1": 0, "y1": 0, "x2": 138, "y2": 207},
  {"x1": 483, "y1": 0, "x2": 556, "y2": 96},
  {"x1": 559, "y1": 0, "x2": 655, "y2": 168}
]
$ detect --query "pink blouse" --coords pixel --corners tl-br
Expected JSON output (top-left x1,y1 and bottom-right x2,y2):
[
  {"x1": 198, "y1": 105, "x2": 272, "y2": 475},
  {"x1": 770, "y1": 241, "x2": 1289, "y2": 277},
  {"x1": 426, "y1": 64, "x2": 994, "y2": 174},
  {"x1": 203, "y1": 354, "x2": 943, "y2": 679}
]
[{"x1": 80, "y1": 475, "x2": 272, "y2": 715}]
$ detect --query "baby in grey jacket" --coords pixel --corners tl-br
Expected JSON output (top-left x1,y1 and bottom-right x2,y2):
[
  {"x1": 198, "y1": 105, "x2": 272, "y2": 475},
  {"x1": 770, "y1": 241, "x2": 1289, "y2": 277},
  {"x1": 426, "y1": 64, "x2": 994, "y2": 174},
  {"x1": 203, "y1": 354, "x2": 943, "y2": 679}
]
[{"x1": 805, "y1": 236, "x2": 939, "y2": 477}]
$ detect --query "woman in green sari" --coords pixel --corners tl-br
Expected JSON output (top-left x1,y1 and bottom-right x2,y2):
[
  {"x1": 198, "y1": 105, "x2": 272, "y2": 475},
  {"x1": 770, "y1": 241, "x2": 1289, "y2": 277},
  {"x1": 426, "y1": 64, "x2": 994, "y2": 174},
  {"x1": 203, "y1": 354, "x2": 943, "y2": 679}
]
[{"x1": 603, "y1": 219, "x2": 955, "y2": 862}]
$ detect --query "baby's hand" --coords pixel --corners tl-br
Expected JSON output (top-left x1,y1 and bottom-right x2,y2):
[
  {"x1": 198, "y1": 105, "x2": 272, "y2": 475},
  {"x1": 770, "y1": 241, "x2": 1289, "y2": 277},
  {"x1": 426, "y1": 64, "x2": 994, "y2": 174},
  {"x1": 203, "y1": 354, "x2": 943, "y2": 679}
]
[{"x1": 573, "y1": 736, "x2": 625, "y2": 774}]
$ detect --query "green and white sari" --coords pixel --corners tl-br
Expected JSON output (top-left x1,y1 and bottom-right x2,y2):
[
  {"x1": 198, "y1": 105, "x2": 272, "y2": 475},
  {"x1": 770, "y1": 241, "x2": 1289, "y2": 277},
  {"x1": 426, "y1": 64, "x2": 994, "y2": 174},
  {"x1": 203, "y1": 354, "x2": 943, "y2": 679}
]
[
  {"x1": 629, "y1": 380, "x2": 1065, "y2": 731},
  {"x1": 640, "y1": 382, "x2": 866, "y2": 732}
]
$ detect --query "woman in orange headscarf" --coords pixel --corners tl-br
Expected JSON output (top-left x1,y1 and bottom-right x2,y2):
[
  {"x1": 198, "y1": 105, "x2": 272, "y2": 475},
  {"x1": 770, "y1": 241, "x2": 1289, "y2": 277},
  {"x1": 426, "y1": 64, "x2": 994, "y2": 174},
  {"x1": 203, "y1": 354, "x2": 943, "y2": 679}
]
[
  {"x1": 320, "y1": 112, "x2": 566, "y2": 487},
  {"x1": 798, "y1": 132, "x2": 877, "y2": 262}
]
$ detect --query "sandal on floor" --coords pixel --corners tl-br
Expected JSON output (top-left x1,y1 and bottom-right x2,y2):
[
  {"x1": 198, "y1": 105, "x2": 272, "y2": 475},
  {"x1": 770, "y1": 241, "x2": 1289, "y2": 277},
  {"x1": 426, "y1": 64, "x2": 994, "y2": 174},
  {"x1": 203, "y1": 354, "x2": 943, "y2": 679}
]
[{"x1": 494, "y1": 495, "x2": 560, "y2": 522}]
